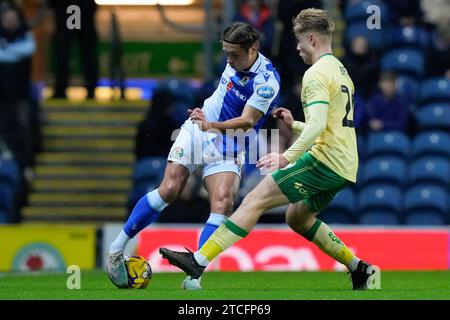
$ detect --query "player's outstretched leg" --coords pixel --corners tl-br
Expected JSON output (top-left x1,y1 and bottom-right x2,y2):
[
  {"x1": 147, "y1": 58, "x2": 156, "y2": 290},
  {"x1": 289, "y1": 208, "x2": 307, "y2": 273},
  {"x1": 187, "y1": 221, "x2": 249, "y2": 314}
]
[
  {"x1": 160, "y1": 247, "x2": 206, "y2": 279},
  {"x1": 107, "y1": 162, "x2": 188, "y2": 288},
  {"x1": 182, "y1": 171, "x2": 238, "y2": 290},
  {"x1": 285, "y1": 201, "x2": 376, "y2": 290}
]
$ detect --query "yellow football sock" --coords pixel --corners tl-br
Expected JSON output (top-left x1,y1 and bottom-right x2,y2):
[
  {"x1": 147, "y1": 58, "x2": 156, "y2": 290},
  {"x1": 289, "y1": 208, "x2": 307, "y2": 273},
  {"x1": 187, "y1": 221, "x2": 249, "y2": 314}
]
[
  {"x1": 198, "y1": 220, "x2": 248, "y2": 263},
  {"x1": 304, "y1": 219, "x2": 356, "y2": 267}
]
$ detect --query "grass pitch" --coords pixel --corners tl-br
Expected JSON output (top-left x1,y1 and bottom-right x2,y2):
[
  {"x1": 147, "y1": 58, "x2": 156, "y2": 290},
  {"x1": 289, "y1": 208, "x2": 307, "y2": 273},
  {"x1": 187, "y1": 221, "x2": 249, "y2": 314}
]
[{"x1": 1, "y1": 270, "x2": 450, "y2": 300}]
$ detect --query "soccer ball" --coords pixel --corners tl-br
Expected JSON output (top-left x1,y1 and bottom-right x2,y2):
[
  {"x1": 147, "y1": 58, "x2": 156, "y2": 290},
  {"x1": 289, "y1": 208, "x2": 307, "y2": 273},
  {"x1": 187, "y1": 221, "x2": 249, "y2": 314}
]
[{"x1": 124, "y1": 255, "x2": 152, "y2": 289}]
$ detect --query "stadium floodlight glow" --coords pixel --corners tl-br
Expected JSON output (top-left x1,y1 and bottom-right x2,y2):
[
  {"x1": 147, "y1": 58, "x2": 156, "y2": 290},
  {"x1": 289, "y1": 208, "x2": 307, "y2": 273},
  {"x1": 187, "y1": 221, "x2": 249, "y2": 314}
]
[{"x1": 95, "y1": 0, "x2": 194, "y2": 5}]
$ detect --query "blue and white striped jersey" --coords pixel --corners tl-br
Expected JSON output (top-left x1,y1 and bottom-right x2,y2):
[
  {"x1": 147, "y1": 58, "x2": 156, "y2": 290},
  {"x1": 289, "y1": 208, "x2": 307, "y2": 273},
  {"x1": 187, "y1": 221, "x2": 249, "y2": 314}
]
[{"x1": 202, "y1": 52, "x2": 281, "y2": 157}]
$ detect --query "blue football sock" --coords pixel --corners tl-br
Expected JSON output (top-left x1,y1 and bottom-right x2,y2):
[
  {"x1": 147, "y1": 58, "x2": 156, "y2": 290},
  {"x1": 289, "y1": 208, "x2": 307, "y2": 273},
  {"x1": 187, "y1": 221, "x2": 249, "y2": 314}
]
[
  {"x1": 124, "y1": 189, "x2": 168, "y2": 238},
  {"x1": 198, "y1": 213, "x2": 227, "y2": 249}
]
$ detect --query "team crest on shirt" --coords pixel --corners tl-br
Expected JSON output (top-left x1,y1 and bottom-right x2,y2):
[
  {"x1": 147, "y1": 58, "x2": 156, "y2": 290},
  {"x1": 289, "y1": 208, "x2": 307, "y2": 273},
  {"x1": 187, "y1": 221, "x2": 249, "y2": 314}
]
[
  {"x1": 170, "y1": 147, "x2": 184, "y2": 159},
  {"x1": 238, "y1": 76, "x2": 250, "y2": 86}
]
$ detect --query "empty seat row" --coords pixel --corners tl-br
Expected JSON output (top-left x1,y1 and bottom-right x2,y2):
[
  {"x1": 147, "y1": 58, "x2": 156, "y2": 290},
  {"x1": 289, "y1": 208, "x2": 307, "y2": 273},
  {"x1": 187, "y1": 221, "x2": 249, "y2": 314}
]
[
  {"x1": 358, "y1": 131, "x2": 450, "y2": 160},
  {"x1": 358, "y1": 156, "x2": 449, "y2": 187}
]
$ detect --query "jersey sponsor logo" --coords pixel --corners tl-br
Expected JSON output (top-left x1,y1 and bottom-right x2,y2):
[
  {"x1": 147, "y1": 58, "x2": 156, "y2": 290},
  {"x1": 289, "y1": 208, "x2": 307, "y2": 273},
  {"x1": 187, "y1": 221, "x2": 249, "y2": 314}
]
[
  {"x1": 227, "y1": 81, "x2": 247, "y2": 101},
  {"x1": 256, "y1": 84, "x2": 275, "y2": 99},
  {"x1": 226, "y1": 81, "x2": 233, "y2": 92}
]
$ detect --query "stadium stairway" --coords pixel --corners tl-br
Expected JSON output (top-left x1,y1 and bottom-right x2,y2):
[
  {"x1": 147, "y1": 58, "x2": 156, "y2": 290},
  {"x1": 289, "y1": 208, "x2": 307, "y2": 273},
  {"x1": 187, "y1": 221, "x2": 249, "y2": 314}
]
[{"x1": 21, "y1": 100, "x2": 148, "y2": 223}]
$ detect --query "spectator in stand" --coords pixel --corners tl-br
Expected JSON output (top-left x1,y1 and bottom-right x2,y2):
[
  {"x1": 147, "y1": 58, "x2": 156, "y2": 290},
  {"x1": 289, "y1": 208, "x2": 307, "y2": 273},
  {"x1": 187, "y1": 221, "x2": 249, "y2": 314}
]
[
  {"x1": 426, "y1": 23, "x2": 450, "y2": 78},
  {"x1": 388, "y1": 0, "x2": 424, "y2": 27},
  {"x1": 342, "y1": 36, "x2": 379, "y2": 100},
  {"x1": 36, "y1": 0, "x2": 99, "y2": 99},
  {"x1": 234, "y1": 0, "x2": 275, "y2": 59},
  {"x1": 0, "y1": 4, "x2": 35, "y2": 171},
  {"x1": 134, "y1": 88, "x2": 181, "y2": 161},
  {"x1": 276, "y1": 0, "x2": 323, "y2": 100},
  {"x1": 365, "y1": 71, "x2": 410, "y2": 133}
]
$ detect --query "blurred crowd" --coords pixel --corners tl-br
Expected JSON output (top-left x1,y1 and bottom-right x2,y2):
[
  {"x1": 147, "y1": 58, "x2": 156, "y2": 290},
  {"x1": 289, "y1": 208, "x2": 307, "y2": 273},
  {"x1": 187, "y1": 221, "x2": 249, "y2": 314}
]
[{"x1": 0, "y1": 0, "x2": 448, "y2": 224}]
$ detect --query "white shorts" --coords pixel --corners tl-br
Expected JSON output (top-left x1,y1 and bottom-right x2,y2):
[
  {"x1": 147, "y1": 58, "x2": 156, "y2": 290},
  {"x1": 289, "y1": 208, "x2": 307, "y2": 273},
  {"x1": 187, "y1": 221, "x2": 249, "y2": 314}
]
[{"x1": 167, "y1": 119, "x2": 244, "y2": 179}]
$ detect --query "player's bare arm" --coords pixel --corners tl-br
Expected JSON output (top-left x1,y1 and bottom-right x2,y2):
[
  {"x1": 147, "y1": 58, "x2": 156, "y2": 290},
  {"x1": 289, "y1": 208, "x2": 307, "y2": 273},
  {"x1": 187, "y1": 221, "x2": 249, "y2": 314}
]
[
  {"x1": 190, "y1": 105, "x2": 263, "y2": 133},
  {"x1": 273, "y1": 107, "x2": 305, "y2": 133}
]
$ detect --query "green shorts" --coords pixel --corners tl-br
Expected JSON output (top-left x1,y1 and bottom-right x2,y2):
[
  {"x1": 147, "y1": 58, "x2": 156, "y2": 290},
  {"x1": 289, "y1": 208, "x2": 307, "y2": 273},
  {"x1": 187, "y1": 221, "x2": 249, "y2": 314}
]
[{"x1": 272, "y1": 152, "x2": 351, "y2": 212}]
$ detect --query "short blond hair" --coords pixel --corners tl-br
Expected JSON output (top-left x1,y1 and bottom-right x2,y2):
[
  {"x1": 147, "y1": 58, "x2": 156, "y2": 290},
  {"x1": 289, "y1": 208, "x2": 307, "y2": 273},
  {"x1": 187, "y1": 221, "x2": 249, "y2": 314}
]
[{"x1": 292, "y1": 8, "x2": 335, "y2": 40}]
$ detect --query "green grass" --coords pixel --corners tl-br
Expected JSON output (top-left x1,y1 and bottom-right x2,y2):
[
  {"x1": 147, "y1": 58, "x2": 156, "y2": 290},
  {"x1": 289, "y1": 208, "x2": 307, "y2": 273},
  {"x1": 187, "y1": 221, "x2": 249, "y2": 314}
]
[{"x1": 1, "y1": 270, "x2": 450, "y2": 300}]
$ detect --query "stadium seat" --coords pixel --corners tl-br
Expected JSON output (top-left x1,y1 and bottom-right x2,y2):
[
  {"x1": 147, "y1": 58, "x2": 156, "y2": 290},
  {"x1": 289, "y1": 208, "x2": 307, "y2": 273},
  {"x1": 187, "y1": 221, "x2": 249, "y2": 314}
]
[
  {"x1": 320, "y1": 188, "x2": 357, "y2": 224},
  {"x1": 319, "y1": 211, "x2": 356, "y2": 225},
  {"x1": 345, "y1": 22, "x2": 386, "y2": 51},
  {"x1": 360, "y1": 156, "x2": 407, "y2": 186},
  {"x1": 132, "y1": 156, "x2": 166, "y2": 186},
  {"x1": 404, "y1": 211, "x2": 445, "y2": 226},
  {"x1": 357, "y1": 135, "x2": 365, "y2": 159},
  {"x1": 0, "y1": 210, "x2": 9, "y2": 224},
  {"x1": 404, "y1": 185, "x2": 448, "y2": 215},
  {"x1": 359, "y1": 211, "x2": 400, "y2": 225},
  {"x1": 344, "y1": 0, "x2": 389, "y2": 24},
  {"x1": 358, "y1": 184, "x2": 403, "y2": 214},
  {"x1": 238, "y1": 169, "x2": 264, "y2": 202},
  {"x1": 365, "y1": 131, "x2": 410, "y2": 159},
  {"x1": 0, "y1": 184, "x2": 14, "y2": 212},
  {"x1": 408, "y1": 157, "x2": 449, "y2": 188},
  {"x1": 128, "y1": 181, "x2": 159, "y2": 210},
  {"x1": 0, "y1": 157, "x2": 20, "y2": 191},
  {"x1": 419, "y1": 78, "x2": 450, "y2": 105},
  {"x1": 390, "y1": 26, "x2": 431, "y2": 49},
  {"x1": 396, "y1": 75, "x2": 420, "y2": 102},
  {"x1": 380, "y1": 49, "x2": 425, "y2": 77},
  {"x1": 411, "y1": 131, "x2": 450, "y2": 159},
  {"x1": 415, "y1": 103, "x2": 450, "y2": 131},
  {"x1": 328, "y1": 188, "x2": 356, "y2": 213}
]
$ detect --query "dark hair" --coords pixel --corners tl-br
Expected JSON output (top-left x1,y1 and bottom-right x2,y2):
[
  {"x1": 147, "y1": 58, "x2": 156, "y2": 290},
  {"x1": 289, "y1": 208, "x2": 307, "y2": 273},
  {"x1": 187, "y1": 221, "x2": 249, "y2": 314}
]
[{"x1": 222, "y1": 21, "x2": 261, "y2": 50}]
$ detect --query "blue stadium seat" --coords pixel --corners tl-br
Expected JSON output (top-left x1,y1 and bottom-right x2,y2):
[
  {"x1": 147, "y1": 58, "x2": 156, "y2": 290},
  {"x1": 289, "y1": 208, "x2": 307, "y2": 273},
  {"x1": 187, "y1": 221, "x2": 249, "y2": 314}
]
[
  {"x1": 404, "y1": 211, "x2": 445, "y2": 226},
  {"x1": 132, "y1": 156, "x2": 166, "y2": 186},
  {"x1": 238, "y1": 169, "x2": 264, "y2": 202},
  {"x1": 408, "y1": 157, "x2": 449, "y2": 188},
  {"x1": 319, "y1": 211, "x2": 356, "y2": 224},
  {"x1": 0, "y1": 157, "x2": 20, "y2": 190},
  {"x1": 360, "y1": 156, "x2": 407, "y2": 186},
  {"x1": 328, "y1": 188, "x2": 356, "y2": 214},
  {"x1": 345, "y1": 22, "x2": 386, "y2": 51},
  {"x1": 344, "y1": 0, "x2": 389, "y2": 23},
  {"x1": 358, "y1": 185, "x2": 403, "y2": 214},
  {"x1": 415, "y1": 103, "x2": 450, "y2": 131},
  {"x1": 419, "y1": 78, "x2": 450, "y2": 104},
  {"x1": 321, "y1": 188, "x2": 357, "y2": 224},
  {"x1": 0, "y1": 210, "x2": 9, "y2": 224},
  {"x1": 396, "y1": 75, "x2": 420, "y2": 102},
  {"x1": 128, "y1": 182, "x2": 159, "y2": 209},
  {"x1": 380, "y1": 49, "x2": 425, "y2": 77},
  {"x1": 0, "y1": 184, "x2": 14, "y2": 212},
  {"x1": 404, "y1": 185, "x2": 448, "y2": 215},
  {"x1": 390, "y1": 26, "x2": 431, "y2": 49},
  {"x1": 411, "y1": 131, "x2": 450, "y2": 159},
  {"x1": 357, "y1": 135, "x2": 365, "y2": 159},
  {"x1": 359, "y1": 211, "x2": 400, "y2": 225},
  {"x1": 365, "y1": 131, "x2": 410, "y2": 159}
]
